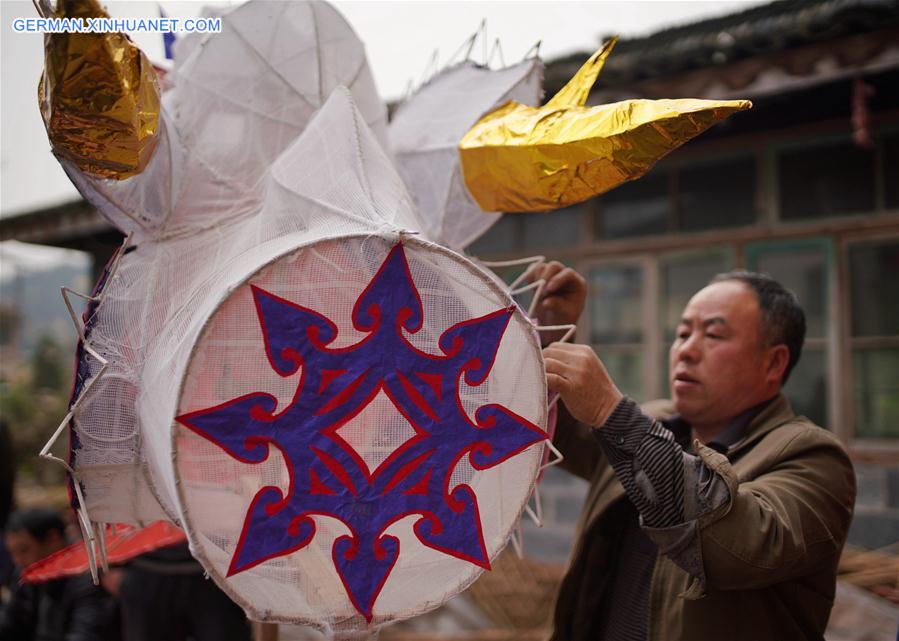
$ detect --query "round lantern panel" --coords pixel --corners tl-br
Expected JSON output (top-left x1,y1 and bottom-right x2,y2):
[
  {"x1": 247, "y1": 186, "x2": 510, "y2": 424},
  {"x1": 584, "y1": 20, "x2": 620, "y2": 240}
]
[{"x1": 173, "y1": 235, "x2": 547, "y2": 629}]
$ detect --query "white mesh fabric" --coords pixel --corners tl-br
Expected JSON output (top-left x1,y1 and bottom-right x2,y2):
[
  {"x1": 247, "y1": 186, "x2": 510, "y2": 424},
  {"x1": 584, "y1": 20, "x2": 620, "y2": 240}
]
[
  {"x1": 168, "y1": 5, "x2": 225, "y2": 74},
  {"x1": 60, "y1": 108, "x2": 186, "y2": 243},
  {"x1": 71, "y1": 86, "x2": 412, "y2": 521},
  {"x1": 389, "y1": 59, "x2": 543, "y2": 250},
  {"x1": 61, "y1": 0, "x2": 387, "y2": 243}
]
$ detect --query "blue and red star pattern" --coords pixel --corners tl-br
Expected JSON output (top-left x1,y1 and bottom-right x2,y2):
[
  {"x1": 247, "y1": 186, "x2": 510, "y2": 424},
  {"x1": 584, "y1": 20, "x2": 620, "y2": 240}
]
[{"x1": 176, "y1": 243, "x2": 545, "y2": 621}]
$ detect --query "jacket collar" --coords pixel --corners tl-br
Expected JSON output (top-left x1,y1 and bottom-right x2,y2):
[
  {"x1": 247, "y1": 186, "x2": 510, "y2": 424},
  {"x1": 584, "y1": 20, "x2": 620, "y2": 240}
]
[
  {"x1": 725, "y1": 393, "x2": 796, "y2": 458},
  {"x1": 662, "y1": 393, "x2": 795, "y2": 458}
]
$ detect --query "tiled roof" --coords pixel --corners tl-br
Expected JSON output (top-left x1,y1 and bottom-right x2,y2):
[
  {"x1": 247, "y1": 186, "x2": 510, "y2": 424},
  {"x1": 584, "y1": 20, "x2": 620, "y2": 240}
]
[{"x1": 546, "y1": 0, "x2": 899, "y2": 89}]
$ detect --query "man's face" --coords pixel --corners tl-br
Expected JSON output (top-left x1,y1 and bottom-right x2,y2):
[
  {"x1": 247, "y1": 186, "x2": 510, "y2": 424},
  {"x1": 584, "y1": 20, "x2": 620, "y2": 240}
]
[
  {"x1": 5, "y1": 529, "x2": 64, "y2": 570},
  {"x1": 669, "y1": 280, "x2": 778, "y2": 431}
]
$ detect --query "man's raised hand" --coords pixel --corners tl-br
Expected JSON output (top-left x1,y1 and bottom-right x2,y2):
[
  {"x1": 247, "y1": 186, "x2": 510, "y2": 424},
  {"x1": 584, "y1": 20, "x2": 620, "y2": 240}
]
[
  {"x1": 543, "y1": 342, "x2": 623, "y2": 428},
  {"x1": 526, "y1": 261, "x2": 587, "y2": 328}
]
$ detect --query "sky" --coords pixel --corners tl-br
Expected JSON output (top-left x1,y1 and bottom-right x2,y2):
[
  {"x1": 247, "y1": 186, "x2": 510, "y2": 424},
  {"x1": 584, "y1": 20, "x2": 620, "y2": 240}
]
[{"x1": 0, "y1": 0, "x2": 767, "y2": 271}]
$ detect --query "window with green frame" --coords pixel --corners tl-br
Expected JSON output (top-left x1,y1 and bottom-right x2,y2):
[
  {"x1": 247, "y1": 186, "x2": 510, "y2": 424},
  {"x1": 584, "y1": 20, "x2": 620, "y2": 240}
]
[
  {"x1": 467, "y1": 215, "x2": 518, "y2": 255},
  {"x1": 848, "y1": 237, "x2": 899, "y2": 439},
  {"x1": 520, "y1": 205, "x2": 584, "y2": 251},
  {"x1": 587, "y1": 263, "x2": 645, "y2": 400},
  {"x1": 468, "y1": 205, "x2": 585, "y2": 256},
  {"x1": 596, "y1": 170, "x2": 671, "y2": 239},
  {"x1": 884, "y1": 130, "x2": 899, "y2": 210},
  {"x1": 677, "y1": 156, "x2": 757, "y2": 231},
  {"x1": 594, "y1": 153, "x2": 758, "y2": 240},
  {"x1": 746, "y1": 239, "x2": 832, "y2": 428},
  {"x1": 776, "y1": 137, "x2": 876, "y2": 221}
]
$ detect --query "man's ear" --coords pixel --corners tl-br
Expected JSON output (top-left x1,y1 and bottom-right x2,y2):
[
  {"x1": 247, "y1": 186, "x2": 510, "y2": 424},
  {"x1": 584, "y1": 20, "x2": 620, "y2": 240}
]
[{"x1": 766, "y1": 344, "x2": 790, "y2": 385}]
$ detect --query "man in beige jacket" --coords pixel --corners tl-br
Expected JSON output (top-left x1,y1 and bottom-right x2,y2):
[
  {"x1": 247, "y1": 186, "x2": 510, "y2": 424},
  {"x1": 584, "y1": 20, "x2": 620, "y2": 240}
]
[{"x1": 531, "y1": 264, "x2": 856, "y2": 641}]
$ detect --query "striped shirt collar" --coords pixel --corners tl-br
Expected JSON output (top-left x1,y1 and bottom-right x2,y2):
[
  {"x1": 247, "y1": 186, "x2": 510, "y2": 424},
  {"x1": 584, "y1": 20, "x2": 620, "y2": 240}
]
[{"x1": 665, "y1": 396, "x2": 777, "y2": 453}]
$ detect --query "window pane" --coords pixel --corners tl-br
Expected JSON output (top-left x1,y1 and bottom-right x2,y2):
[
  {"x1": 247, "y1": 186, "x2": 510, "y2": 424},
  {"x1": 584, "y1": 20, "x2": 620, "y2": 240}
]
[
  {"x1": 853, "y1": 347, "x2": 899, "y2": 438},
  {"x1": 593, "y1": 349, "x2": 643, "y2": 401},
  {"x1": 596, "y1": 171, "x2": 669, "y2": 239},
  {"x1": 778, "y1": 140, "x2": 875, "y2": 220},
  {"x1": 678, "y1": 157, "x2": 757, "y2": 231},
  {"x1": 467, "y1": 215, "x2": 517, "y2": 255},
  {"x1": 884, "y1": 132, "x2": 899, "y2": 209},
  {"x1": 521, "y1": 205, "x2": 582, "y2": 250},
  {"x1": 588, "y1": 265, "x2": 643, "y2": 344},
  {"x1": 849, "y1": 239, "x2": 899, "y2": 337},
  {"x1": 752, "y1": 245, "x2": 828, "y2": 339},
  {"x1": 783, "y1": 347, "x2": 828, "y2": 428}
]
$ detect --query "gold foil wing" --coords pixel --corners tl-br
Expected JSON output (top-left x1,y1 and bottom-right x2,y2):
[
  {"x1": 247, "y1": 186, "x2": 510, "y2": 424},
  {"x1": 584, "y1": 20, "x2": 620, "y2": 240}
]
[
  {"x1": 459, "y1": 38, "x2": 751, "y2": 212},
  {"x1": 39, "y1": 0, "x2": 161, "y2": 180}
]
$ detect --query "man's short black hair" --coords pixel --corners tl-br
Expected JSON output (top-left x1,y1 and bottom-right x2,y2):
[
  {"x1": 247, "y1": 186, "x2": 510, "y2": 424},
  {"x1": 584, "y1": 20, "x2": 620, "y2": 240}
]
[
  {"x1": 5, "y1": 507, "x2": 66, "y2": 542},
  {"x1": 710, "y1": 271, "x2": 806, "y2": 384}
]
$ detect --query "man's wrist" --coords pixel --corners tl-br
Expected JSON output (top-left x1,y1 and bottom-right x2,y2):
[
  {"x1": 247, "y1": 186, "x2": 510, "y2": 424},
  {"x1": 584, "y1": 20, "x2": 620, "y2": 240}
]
[{"x1": 591, "y1": 392, "x2": 626, "y2": 429}]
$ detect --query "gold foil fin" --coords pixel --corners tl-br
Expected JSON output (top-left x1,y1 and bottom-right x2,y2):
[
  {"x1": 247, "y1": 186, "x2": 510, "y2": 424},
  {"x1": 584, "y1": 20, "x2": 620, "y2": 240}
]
[
  {"x1": 459, "y1": 43, "x2": 752, "y2": 213},
  {"x1": 545, "y1": 37, "x2": 618, "y2": 110},
  {"x1": 39, "y1": 0, "x2": 161, "y2": 180}
]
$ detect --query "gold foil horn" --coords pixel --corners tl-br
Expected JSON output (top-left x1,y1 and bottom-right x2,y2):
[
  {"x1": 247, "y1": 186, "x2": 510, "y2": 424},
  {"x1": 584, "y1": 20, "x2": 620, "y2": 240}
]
[
  {"x1": 459, "y1": 38, "x2": 752, "y2": 212},
  {"x1": 39, "y1": 0, "x2": 161, "y2": 180}
]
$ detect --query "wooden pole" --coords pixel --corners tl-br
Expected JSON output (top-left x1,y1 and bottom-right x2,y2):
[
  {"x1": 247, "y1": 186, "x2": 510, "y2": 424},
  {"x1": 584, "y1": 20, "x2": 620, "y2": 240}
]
[{"x1": 252, "y1": 622, "x2": 279, "y2": 641}]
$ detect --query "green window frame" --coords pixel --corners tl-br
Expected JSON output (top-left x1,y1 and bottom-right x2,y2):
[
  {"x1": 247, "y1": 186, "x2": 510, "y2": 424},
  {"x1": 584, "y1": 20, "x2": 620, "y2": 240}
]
[
  {"x1": 844, "y1": 235, "x2": 899, "y2": 440},
  {"x1": 745, "y1": 237, "x2": 835, "y2": 430}
]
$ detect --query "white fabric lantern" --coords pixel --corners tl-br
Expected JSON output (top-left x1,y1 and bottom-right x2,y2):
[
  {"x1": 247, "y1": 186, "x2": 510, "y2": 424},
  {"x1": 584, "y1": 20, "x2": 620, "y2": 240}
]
[{"x1": 52, "y1": 1, "x2": 551, "y2": 635}]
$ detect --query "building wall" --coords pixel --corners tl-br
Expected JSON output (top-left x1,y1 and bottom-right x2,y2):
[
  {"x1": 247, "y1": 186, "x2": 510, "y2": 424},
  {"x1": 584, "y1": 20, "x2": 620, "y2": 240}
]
[{"x1": 471, "y1": 74, "x2": 899, "y2": 558}]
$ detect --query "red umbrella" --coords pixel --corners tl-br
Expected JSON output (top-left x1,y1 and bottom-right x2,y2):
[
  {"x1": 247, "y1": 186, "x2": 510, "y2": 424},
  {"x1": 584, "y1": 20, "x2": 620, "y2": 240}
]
[{"x1": 21, "y1": 521, "x2": 187, "y2": 584}]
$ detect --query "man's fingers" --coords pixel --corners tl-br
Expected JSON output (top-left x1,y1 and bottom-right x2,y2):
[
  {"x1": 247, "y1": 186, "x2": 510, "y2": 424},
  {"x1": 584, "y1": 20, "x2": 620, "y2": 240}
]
[
  {"x1": 543, "y1": 342, "x2": 586, "y2": 360},
  {"x1": 542, "y1": 354, "x2": 570, "y2": 375},
  {"x1": 545, "y1": 267, "x2": 585, "y2": 296},
  {"x1": 542, "y1": 345, "x2": 571, "y2": 363},
  {"x1": 530, "y1": 261, "x2": 565, "y2": 286},
  {"x1": 544, "y1": 371, "x2": 570, "y2": 393},
  {"x1": 545, "y1": 343, "x2": 608, "y2": 380},
  {"x1": 544, "y1": 359, "x2": 575, "y2": 395}
]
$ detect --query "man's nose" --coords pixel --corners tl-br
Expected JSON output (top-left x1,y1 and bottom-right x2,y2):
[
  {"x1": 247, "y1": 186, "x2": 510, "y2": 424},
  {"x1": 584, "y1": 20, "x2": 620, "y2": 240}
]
[{"x1": 674, "y1": 334, "x2": 701, "y2": 362}]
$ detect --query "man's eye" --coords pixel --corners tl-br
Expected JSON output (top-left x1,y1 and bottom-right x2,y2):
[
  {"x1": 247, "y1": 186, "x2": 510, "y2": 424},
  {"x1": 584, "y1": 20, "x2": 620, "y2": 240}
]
[
  {"x1": 677, "y1": 332, "x2": 689, "y2": 340},
  {"x1": 707, "y1": 334, "x2": 723, "y2": 340}
]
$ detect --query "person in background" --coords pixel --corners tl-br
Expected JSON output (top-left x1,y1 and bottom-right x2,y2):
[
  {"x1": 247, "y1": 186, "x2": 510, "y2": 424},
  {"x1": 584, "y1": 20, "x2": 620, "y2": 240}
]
[
  {"x1": 0, "y1": 507, "x2": 119, "y2": 641},
  {"x1": 116, "y1": 541, "x2": 252, "y2": 641},
  {"x1": 529, "y1": 262, "x2": 856, "y2": 641}
]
